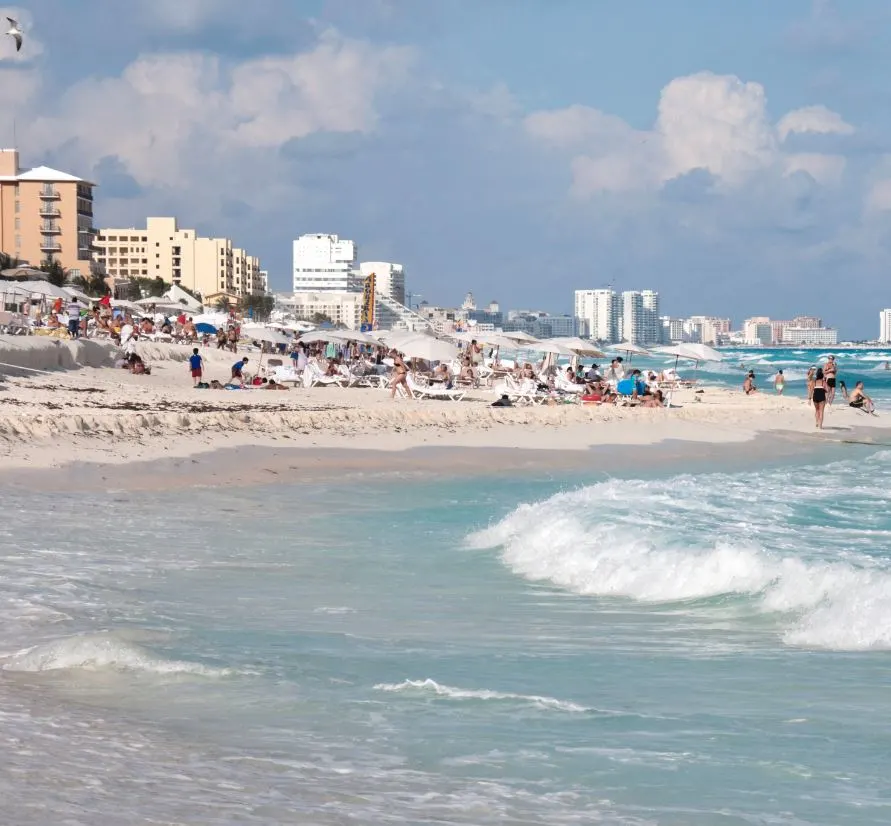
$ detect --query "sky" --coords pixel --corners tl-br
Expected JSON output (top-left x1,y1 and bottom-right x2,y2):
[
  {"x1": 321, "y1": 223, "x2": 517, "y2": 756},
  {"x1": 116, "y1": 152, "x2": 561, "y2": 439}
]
[{"x1": 2, "y1": 0, "x2": 891, "y2": 337}]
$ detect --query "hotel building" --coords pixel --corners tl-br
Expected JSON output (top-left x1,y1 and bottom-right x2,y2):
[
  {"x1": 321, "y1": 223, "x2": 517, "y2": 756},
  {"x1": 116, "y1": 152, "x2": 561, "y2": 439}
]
[
  {"x1": 293, "y1": 234, "x2": 358, "y2": 293},
  {"x1": 0, "y1": 149, "x2": 97, "y2": 279},
  {"x1": 93, "y1": 217, "x2": 266, "y2": 303},
  {"x1": 880, "y1": 309, "x2": 891, "y2": 343}
]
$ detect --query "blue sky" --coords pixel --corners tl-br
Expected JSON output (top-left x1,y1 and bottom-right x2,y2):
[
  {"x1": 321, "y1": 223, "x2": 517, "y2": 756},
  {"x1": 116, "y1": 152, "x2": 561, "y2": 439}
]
[{"x1": 2, "y1": 0, "x2": 891, "y2": 336}]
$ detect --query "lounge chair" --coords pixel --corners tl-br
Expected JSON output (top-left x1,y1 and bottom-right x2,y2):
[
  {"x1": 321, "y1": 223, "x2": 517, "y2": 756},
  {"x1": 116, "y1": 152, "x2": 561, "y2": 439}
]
[
  {"x1": 302, "y1": 363, "x2": 348, "y2": 388},
  {"x1": 407, "y1": 373, "x2": 466, "y2": 401}
]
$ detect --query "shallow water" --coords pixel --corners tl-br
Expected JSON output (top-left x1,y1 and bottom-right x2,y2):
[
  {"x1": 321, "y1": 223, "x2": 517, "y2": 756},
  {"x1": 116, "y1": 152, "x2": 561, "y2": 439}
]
[{"x1": 2, "y1": 449, "x2": 891, "y2": 824}]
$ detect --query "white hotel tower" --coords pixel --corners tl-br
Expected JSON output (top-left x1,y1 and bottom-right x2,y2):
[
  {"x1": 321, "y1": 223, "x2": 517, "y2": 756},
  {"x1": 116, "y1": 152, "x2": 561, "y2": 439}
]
[{"x1": 292, "y1": 233, "x2": 358, "y2": 292}]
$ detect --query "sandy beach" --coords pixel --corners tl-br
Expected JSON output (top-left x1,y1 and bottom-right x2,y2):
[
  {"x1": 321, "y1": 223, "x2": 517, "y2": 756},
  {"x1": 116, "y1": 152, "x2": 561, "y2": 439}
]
[{"x1": 1, "y1": 337, "x2": 887, "y2": 486}]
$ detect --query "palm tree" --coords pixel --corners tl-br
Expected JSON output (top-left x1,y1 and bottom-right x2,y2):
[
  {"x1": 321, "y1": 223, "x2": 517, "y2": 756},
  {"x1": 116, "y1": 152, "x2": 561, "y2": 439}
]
[
  {"x1": 0, "y1": 251, "x2": 23, "y2": 271},
  {"x1": 40, "y1": 259, "x2": 68, "y2": 287}
]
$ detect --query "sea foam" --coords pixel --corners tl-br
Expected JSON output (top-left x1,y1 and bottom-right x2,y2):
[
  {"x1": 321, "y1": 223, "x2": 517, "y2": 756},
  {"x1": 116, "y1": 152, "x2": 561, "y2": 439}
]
[
  {"x1": 374, "y1": 678, "x2": 589, "y2": 712},
  {"x1": 468, "y1": 466, "x2": 891, "y2": 651},
  {"x1": 2, "y1": 633, "x2": 230, "y2": 676}
]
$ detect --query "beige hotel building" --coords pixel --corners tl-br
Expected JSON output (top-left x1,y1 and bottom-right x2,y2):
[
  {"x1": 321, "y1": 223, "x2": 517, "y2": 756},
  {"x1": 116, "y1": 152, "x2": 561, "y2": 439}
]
[
  {"x1": 0, "y1": 149, "x2": 97, "y2": 278},
  {"x1": 93, "y1": 217, "x2": 267, "y2": 303}
]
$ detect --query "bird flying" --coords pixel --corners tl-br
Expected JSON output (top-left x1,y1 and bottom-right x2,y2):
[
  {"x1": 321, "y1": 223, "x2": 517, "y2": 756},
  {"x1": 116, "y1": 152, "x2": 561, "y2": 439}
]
[{"x1": 5, "y1": 16, "x2": 22, "y2": 52}]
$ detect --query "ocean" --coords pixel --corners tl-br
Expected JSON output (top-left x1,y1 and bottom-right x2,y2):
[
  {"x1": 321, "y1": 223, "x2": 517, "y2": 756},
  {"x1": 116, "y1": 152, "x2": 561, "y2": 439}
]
[
  {"x1": 628, "y1": 346, "x2": 891, "y2": 406},
  {"x1": 2, "y1": 446, "x2": 891, "y2": 824}
]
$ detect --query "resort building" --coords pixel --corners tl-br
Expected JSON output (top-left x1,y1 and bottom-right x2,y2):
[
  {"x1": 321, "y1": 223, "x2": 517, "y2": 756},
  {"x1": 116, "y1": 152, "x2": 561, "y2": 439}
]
[
  {"x1": 276, "y1": 291, "x2": 364, "y2": 329},
  {"x1": 743, "y1": 317, "x2": 773, "y2": 345},
  {"x1": 574, "y1": 289, "x2": 620, "y2": 342},
  {"x1": 292, "y1": 234, "x2": 358, "y2": 293},
  {"x1": 0, "y1": 149, "x2": 97, "y2": 279},
  {"x1": 359, "y1": 261, "x2": 405, "y2": 305},
  {"x1": 782, "y1": 326, "x2": 838, "y2": 346},
  {"x1": 880, "y1": 309, "x2": 891, "y2": 343},
  {"x1": 93, "y1": 217, "x2": 265, "y2": 302}
]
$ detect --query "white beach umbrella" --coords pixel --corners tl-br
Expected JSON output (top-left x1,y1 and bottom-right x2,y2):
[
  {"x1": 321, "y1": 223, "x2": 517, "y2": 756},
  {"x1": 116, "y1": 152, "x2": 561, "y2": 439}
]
[
  {"x1": 63, "y1": 286, "x2": 93, "y2": 304},
  {"x1": 542, "y1": 337, "x2": 607, "y2": 357},
  {"x1": 501, "y1": 330, "x2": 539, "y2": 344},
  {"x1": 16, "y1": 280, "x2": 70, "y2": 299},
  {"x1": 0, "y1": 283, "x2": 33, "y2": 301},
  {"x1": 655, "y1": 343, "x2": 723, "y2": 363},
  {"x1": 529, "y1": 339, "x2": 576, "y2": 357},
  {"x1": 613, "y1": 341, "x2": 651, "y2": 357},
  {"x1": 395, "y1": 336, "x2": 460, "y2": 362},
  {"x1": 240, "y1": 325, "x2": 291, "y2": 346}
]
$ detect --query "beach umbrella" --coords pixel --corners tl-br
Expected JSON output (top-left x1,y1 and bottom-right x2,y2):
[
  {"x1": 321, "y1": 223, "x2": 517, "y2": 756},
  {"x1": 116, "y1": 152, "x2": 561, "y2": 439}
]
[
  {"x1": 195, "y1": 322, "x2": 217, "y2": 334},
  {"x1": 396, "y1": 336, "x2": 460, "y2": 362},
  {"x1": 240, "y1": 325, "x2": 291, "y2": 346},
  {"x1": 542, "y1": 337, "x2": 607, "y2": 357},
  {"x1": 655, "y1": 343, "x2": 723, "y2": 363},
  {"x1": 501, "y1": 330, "x2": 539, "y2": 344},
  {"x1": 613, "y1": 341, "x2": 651, "y2": 357},
  {"x1": 16, "y1": 280, "x2": 70, "y2": 299},
  {"x1": 529, "y1": 339, "x2": 576, "y2": 356}
]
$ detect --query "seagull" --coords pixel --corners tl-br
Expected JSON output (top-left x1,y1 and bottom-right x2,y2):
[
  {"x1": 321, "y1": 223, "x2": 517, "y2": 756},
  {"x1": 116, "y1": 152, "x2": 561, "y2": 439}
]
[{"x1": 5, "y1": 17, "x2": 22, "y2": 52}]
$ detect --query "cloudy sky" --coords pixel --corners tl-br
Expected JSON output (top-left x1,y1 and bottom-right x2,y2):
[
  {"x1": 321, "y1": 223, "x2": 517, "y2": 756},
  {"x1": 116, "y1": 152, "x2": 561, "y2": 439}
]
[{"x1": 2, "y1": 0, "x2": 889, "y2": 335}]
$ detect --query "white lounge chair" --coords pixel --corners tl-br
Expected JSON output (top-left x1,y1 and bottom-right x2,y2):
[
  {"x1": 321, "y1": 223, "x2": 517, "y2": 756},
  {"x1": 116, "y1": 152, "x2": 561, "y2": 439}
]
[
  {"x1": 302, "y1": 363, "x2": 348, "y2": 388},
  {"x1": 407, "y1": 373, "x2": 466, "y2": 401}
]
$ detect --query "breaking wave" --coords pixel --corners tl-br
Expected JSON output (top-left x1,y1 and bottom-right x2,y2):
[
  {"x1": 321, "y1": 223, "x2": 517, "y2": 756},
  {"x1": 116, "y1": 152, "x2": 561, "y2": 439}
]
[{"x1": 468, "y1": 455, "x2": 891, "y2": 651}]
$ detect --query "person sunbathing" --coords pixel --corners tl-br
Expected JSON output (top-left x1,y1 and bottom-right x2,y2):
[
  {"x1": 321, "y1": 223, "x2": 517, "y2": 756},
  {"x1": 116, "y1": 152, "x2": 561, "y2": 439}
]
[
  {"x1": 261, "y1": 378, "x2": 290, "y2": 390},
  {"x1": 641, "y1": 389, "x2": 665, "y2": 408}
]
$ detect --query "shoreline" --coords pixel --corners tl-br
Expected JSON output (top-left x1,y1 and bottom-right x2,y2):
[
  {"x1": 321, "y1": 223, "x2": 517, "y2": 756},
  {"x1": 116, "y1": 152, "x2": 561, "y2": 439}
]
[
  {"x1": 3, "y1": 424, "x2": 889, "y2": 493},
  {"x1": 2, "y1": 340, "x2": 889, "y2": 488}
]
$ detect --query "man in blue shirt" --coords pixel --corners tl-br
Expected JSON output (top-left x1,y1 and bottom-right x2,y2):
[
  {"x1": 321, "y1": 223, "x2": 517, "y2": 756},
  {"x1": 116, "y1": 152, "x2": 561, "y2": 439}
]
[{"x1": 231, "y1": 356, "x2": 249, "y2": 387}]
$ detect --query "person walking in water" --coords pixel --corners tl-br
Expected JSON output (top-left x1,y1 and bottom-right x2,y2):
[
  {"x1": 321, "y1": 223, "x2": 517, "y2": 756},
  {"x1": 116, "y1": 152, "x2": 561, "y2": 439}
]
[
  {"x1": 812, "y1": 367, "x2": 827, "y2": 429},
  {"x1": 774, "y1": 370, "x2": 785, "y2": 395}
]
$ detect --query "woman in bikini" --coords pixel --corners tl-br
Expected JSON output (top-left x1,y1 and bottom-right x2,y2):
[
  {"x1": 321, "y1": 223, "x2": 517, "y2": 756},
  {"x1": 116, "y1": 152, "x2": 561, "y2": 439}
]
[
  {"x1": 812, "y1": 367, "x2": 827, "y2": 429},
  {"x1": 390, "y1": 353, "x2": 410, "y2": 399}
]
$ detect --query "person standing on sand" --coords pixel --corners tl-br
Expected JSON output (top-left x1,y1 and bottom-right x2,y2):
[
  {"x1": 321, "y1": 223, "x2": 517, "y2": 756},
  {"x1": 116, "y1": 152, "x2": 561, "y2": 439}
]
[
  {"x1": 774, "y1": 370, "x2": 785, "y2": 395},
  {"x1": 189, "y1": 348, "x2": 204, "y2": 387},
  {"x1": 806, "y1": 366, "x2": 816, "y2": 405},
  {"x1": 812, "y1": 367, "x2": 827, "y2": 429},
  {"x1": 824, "y1": 355, "x2": 838, "y2": 405}
]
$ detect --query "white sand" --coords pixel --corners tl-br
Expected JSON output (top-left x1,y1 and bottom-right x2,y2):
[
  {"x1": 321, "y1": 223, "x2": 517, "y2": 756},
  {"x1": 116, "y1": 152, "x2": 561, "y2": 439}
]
[{"x1": 0, "y1": 338, "x2": 885, "y2": 472}]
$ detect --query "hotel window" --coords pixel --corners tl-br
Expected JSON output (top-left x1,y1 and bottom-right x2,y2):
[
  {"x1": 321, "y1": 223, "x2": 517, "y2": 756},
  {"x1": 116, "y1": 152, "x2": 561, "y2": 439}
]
[
  {"x1": 15, "y1": 235, "x2": 21, "y2": 248},
  {"x1": 14, "y1": 217, "x2": 20, "y2": 229},
  {"x1": 14, "y1": 200, "x2": 19, "y2": 213}
]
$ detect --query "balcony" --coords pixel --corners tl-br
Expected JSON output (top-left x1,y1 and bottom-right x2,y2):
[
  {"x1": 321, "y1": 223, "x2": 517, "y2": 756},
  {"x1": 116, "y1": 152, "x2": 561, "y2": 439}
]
[
  {"x1": 40, "y1": 240, "x2": 62, "y2": 252},
  {"x1": 40, "y1": 188, "x2": 61, "y2": 200},
  {"x1": 41, "y1": 224, "x2": 62, "y2": 234},
  {"x1": 39, "y1": 206, "x2": 61, "y2": 218}
]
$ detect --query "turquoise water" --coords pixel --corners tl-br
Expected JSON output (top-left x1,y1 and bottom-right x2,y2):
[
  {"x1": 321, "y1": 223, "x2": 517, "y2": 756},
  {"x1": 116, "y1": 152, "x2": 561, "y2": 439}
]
[
  {"x1": 625, "y1": 346, "x2": 891, "y2": 406},
  {"x1": 2, "y1": 450, "x2": 891, "y2": 824}
]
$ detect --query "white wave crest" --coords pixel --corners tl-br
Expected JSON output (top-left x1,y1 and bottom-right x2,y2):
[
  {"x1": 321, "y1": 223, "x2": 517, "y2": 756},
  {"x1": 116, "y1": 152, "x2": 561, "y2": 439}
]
[
  {"x1": 374, "y1": 678, "x2": 589, "y2": 712},
  {"x1": 468, "y1": 473, "x2": 891, "y2": 651},
  {"x1": 1, "y1": 633, "x2": 230, "y2": 676}
]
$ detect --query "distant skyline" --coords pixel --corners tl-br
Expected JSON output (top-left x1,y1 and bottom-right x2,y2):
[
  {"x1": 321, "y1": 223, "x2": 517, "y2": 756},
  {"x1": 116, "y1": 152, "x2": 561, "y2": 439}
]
[{"x1": 2, "y1": 0, "x2": 891, "y2": 337}]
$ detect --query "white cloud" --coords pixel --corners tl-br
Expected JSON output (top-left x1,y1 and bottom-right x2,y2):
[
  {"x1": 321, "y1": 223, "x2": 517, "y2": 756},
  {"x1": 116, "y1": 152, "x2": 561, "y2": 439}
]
[
  {"x1": 21, "y1": 31, "x2": 413, "y2": 192},
  {"x1": 525, "y1": 71, "x2": 855, "y2": 198},
  {"x1": 657, "y1": 72, "x2": 777, "y2": 184},
  {"x1": 866, "y1": 178, "x2": 891, "y2": 212},
  {"x1": 140, "y1": 0, "x2": 229, "y2": 31},
  {"x1": 783, "y1": 153, "x2": 846, "y2": 185},
  {"x1": 525, "y1": 104, "x2": 639, "y2": 148},
  {"x1": 776, "y1": 104, "x2": 855, "y2": 142}
]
